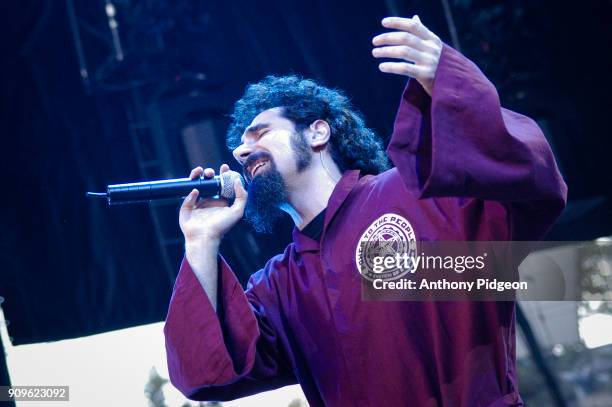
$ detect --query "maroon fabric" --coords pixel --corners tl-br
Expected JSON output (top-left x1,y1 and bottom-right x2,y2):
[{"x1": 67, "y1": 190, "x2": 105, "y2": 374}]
[{"x1": 164, "y1": 45, "x2": 567, "y2": 406}]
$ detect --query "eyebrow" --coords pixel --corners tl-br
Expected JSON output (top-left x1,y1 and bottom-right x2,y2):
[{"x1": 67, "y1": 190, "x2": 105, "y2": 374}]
[{"x1": 241, "y1": 122, "x2": 271, "y2": 143}]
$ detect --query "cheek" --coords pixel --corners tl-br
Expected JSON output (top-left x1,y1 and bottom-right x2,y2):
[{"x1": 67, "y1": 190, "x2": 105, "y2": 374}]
[
  {"x1": 270, "y1": 150, "x2": 295, "y2": 174},
  {"x1": 264, "y1": 134, "x2": 298, "y2": 173}
]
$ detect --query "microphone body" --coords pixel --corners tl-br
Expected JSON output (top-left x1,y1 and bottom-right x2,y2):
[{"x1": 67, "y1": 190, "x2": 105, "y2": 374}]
[{"x1": 89, "y1": 170, "x2": 244, "y2": 205}]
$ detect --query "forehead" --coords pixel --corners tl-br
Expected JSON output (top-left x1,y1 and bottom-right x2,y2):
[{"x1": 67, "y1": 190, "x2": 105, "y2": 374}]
[{"x1": 240, "y1": 107, "x2": 293, "y2": 140}]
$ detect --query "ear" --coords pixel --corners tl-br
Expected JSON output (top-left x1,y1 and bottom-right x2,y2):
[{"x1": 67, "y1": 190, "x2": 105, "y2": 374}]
[{"x1": 305, "y1": 119, "x2": 331, "y2": 149}]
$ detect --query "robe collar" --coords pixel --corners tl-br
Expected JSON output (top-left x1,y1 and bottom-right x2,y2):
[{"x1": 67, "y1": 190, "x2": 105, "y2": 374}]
[{"x1": 292, "y1": 169, "x2": 361, "y2": 253}]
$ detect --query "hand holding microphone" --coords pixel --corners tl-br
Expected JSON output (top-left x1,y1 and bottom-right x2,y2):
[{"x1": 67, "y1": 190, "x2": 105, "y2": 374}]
[{"x1": 179, "y1": 164, "x2": 248, "y2": 243}]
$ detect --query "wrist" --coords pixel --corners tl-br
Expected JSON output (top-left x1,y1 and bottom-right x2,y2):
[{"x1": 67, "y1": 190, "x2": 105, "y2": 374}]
[{"x1": 185, "y1": 235, "x2": 221, "y2": 254}]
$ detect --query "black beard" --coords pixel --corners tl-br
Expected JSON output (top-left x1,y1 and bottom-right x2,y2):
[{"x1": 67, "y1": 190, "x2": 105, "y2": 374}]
[
  {"x1": 244, "y1": 161, "x2": 289, "y2": 233},
  {"x1": 243, "y1": 130, "x2": 312, "y2": 233}
]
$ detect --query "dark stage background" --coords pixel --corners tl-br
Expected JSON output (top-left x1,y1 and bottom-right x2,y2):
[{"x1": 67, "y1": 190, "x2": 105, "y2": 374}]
[{"x1": 1, "y1": 0, "x2": 611, "y2": 346}]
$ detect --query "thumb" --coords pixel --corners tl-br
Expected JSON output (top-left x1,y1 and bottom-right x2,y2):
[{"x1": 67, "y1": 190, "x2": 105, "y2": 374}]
[
  {"x1": 414, "y1": 14, "x2": 421, "y2": 22},
  {"x1": 230, "y1": 178, "x2": 247, "y2": 214},
  {"x1": 181, "y1": 188, "x2": 199, "y2": 211}
]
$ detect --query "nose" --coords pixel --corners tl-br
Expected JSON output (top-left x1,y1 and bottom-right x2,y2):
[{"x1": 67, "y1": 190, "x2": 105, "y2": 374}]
[{"x1": 232, "y1": 142, "x2": 252, "y2": 166}]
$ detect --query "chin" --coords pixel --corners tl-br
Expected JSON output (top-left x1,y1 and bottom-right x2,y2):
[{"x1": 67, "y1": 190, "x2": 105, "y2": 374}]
[{"x1": 244, "y1": 165, "x2": 289, "y2": 233}]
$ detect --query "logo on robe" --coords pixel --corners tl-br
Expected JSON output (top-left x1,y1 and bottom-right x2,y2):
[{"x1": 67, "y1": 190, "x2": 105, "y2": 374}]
[{"x1": 355, "y1": 213, "x2": 417, "y2": 281}]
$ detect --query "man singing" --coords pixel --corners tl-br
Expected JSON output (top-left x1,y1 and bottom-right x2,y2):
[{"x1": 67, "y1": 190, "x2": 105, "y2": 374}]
[{"x1": 164, "y1": 16, "x2": 567, "y2": 406}]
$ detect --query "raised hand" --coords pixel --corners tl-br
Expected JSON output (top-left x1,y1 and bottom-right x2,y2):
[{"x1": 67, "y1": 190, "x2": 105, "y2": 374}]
[{"x1": 372, "y1": 15, "x2": 443, "y2": 96}]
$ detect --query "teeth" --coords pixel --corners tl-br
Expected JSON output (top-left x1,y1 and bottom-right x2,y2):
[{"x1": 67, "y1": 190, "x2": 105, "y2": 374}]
[{"x1": 251, "y1": 161, "x2": 267, "y2": 177}]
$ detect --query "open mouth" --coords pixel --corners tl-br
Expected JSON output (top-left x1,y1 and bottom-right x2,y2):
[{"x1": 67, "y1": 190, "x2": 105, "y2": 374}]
[
  {"x1": 247, "y1": 158, "x2": 270, "y2": 180},
  {"x1": 252, "y1": 161, "x2": 268, "y2": 177}
]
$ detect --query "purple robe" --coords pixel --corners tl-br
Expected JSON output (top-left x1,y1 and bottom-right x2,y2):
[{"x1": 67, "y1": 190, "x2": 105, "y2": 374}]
[{"x1": 164, "y1": 45, "x2": 567, "y2": 406}]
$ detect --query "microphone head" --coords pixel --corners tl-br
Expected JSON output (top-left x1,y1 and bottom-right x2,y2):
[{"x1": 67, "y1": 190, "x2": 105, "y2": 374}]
[{"x1": 219, "y1": 170, "x2": 245, "y2": 199}]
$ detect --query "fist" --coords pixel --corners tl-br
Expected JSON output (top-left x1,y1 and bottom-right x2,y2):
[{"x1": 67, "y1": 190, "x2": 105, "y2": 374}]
[
  {"x1": 372, "y1": 15, "x2": 443, "y2": 96},
  {"x1": 179, "y1": 164, "x2": 248, "y2": 242}
]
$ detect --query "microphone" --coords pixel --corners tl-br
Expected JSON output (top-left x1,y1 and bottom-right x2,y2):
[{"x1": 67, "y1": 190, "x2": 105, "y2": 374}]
[{"x1": 87, "y1": 170, "x2": 244, "y2": 205}]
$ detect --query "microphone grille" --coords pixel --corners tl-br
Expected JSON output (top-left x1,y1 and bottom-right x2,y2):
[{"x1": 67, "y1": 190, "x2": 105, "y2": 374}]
[{"x1": 219, "y1": 171, "x2": 245, "y2": 199}]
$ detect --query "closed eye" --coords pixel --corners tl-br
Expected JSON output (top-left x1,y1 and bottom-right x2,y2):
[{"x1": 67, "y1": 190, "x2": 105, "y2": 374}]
[{"x1": 254, "y1": 130, "x2": 271, "y2": 141}]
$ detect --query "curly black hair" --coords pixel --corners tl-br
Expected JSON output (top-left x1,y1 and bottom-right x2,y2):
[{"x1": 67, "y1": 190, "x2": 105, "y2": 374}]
[{"x1": 227, "y1": 75, "x2": 390, "y2": 175}]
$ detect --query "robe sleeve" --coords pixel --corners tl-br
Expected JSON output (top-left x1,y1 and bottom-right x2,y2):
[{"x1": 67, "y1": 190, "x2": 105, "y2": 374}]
[
  {"x1": 164, "y1": 255, "x2": 296, "y2": 401},
  {"x1": 387, "y1": 44, "x2": 567, "y2": 240}
]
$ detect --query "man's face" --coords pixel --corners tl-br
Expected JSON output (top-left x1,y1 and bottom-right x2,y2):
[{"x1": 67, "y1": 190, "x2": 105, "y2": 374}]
[
  {"x1": 232, "y1": 107, "x2": 313, "y2": 232},
  {"x1": 233, "y1": 107, "x2": 310, "y2": 183}
]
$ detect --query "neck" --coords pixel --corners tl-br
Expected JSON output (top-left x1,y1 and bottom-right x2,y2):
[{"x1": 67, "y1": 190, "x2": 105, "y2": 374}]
[{"x1": 281, "y1": 154, "x2": 342, "y2": 230}]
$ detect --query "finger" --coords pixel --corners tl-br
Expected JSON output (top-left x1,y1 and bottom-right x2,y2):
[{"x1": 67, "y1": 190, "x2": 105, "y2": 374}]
[
  {"x1": 189, "y1": 166, "x2": 204, "y2": 180},
  {"x1": 372, "y1": 31, "x2": 429, "y2": 52},
  {"x1": 220, "y1": 163, "x2": 230, "y2": 173},
  {"x1": 203, "y1": 167, "x2": 215, "y2": 178},
  {"x1": 372, "y1": 45, "x2": 429, "y2": 64},
  {"x1": 378, "y1": 62, "x2": 424, "y2": 78},
  {"x1": 230, "y1": 178, "x2": 247, "y2": 215},
  {"x1": 381, "y1": 15, "x2": 433, "y2": 41},
  {"x1": 180, "y1": 188, "x2": 199, "y2": 211}
]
